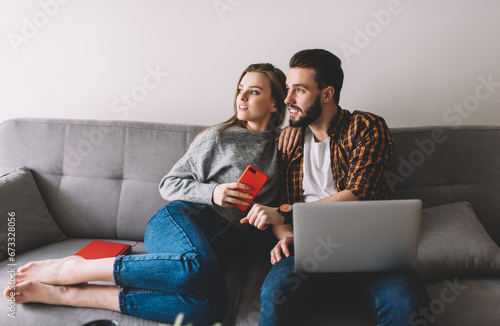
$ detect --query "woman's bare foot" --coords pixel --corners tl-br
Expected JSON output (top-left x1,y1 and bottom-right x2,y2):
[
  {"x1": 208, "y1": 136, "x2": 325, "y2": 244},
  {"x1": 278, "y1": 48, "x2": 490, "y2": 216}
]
[
  {"x1": 17, "y1": 256, "x2": 84, "y2": 285},
  {"x1": 17, "y1": 256, "x2": 115, "y2": 285},
  {"x1": 6, "y1": 280, "x2": 120, "y2": 311}
]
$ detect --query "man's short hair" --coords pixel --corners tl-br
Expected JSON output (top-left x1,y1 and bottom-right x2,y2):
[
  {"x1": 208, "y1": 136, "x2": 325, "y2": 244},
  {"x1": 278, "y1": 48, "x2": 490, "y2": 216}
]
[{"x1": 289, "y1": 49, "x2": 344, "y2": 105}]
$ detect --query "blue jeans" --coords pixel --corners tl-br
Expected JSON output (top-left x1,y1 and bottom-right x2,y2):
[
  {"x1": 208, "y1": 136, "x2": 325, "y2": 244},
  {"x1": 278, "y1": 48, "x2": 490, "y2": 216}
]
[
  {"x1": 259, "y1": 256, "x2": 430, "y2": 326},
  {"x1": 113, "y1": 201, "x2": 234, "y2": 325}
]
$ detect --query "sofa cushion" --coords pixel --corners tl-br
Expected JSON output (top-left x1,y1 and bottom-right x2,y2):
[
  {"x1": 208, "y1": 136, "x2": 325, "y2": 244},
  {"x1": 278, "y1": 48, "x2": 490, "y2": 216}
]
[
  {"x1": 0, "y1": 166, "x2": 67, "y2": 261},
  {"x1": 417, "y1": 201, "x2": 500, "y2": 281},
  {"x1": 423, "y1": 276, "x2": 500, "y2": 326}
]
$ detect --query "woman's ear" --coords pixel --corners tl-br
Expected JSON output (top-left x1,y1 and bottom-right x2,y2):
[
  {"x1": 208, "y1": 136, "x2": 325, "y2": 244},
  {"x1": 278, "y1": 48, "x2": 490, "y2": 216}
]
[{"x1": 271, "y1": 100, "x2": 278, "y2": 112}]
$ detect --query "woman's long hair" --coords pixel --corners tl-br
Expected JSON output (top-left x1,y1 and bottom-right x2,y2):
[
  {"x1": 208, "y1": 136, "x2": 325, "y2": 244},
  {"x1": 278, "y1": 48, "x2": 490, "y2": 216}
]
[{"x1": 217, "y1": 63, "x2": 287, "y2": 139}]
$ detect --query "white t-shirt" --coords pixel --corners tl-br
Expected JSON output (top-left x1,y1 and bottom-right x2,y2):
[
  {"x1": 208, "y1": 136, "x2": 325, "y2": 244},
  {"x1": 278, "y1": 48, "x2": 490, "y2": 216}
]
[{"x1": 302, "y1": 127, "x2": 337, "y2": 202}]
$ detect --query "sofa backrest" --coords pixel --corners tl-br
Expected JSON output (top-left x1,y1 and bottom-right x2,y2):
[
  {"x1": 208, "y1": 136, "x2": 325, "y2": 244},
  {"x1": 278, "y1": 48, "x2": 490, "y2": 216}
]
[
  {"x1": 1, "y1": 119, "x2": 499, "y2": 245},
  {"x1": 388, "y1": 126, "x2": 500, "y2": 246},
  {"x1": 0, "y1": 118, "x2": 205, "y2": 240}
]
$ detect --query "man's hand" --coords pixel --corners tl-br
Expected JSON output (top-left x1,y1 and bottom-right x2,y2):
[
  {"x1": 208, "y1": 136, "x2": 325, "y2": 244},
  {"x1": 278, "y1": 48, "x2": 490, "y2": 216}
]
[
  {"x1": 277, "y1": 126, "x2": 302, "y2": 153},
  {"x1": 212, "y1": 183, "x2": 253, "y2": 208},
  {"x1": 240, "y1": 203, "x2": 284, "y2": 230},
  {"x1": 270, "y1": 236, "x2": 294, "y2": 265}
]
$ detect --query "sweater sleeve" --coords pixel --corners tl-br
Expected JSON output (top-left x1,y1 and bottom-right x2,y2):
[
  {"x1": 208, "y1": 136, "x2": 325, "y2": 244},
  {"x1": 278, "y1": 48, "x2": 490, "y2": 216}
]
[{"x1": 159, "y1": 128, "x2": 219, "y2": 205}]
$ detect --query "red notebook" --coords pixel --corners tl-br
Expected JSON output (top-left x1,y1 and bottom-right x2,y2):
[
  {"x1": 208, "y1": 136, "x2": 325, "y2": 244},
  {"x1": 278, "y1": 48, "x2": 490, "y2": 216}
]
[{"x1": 74, "y1": 240, "x2": 132, "y2": 260}]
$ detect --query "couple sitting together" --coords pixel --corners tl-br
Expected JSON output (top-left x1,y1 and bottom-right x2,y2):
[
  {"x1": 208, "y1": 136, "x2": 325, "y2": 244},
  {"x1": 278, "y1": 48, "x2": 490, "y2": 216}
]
[{"x1": 5, "y1": 49, "x2": 430, "y2": 326}]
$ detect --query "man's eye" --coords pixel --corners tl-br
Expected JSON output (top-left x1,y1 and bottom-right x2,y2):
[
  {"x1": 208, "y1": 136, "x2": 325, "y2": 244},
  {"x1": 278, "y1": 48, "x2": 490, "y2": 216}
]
[{"x1": 297, "y1": 88, "x2": 304, "y2": 93}]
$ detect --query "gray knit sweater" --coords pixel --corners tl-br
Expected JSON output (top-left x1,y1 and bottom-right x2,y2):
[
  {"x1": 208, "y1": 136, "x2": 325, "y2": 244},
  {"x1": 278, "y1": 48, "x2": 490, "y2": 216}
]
[{"x1": 159, "y1": 123, "x2": 280, "y2": 229}]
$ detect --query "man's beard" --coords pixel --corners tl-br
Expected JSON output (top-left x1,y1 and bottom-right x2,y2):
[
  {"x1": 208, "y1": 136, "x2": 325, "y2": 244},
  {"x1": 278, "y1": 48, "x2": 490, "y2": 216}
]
[{"x1": 289, "y1": 95, "x2": 322, "y2": 128}]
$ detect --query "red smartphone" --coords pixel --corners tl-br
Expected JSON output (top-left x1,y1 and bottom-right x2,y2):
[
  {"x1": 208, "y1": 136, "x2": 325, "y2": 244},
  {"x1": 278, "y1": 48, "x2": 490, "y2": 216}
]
[{"x1": 234, "y1": 165, "x2": 268, "y2": 211}]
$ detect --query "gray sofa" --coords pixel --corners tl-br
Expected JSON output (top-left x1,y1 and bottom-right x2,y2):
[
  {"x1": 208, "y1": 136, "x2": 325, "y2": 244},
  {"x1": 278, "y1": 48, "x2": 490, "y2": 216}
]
[{"x1": 1, "y1": 118, "x2": 499, "y2": 326}]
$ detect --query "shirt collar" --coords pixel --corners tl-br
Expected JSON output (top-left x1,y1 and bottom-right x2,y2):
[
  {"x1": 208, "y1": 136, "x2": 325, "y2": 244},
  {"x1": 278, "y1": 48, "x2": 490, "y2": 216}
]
[
  {"x1": 327, "y1": 107, "x2": 348, "y2": 135},
  {"x1": 289, "y1": 107, "x2": 348, "y2": 158}
]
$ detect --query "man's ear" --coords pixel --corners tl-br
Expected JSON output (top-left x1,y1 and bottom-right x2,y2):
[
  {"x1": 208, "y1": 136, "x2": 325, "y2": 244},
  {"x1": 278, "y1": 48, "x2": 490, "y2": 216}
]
[{"x1": 323, "y1": 86, "x2": 335, "y2": 103}]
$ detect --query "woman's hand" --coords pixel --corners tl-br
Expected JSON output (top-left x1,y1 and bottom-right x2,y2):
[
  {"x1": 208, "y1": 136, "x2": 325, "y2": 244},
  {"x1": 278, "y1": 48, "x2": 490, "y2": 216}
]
[
  {"x1": 277, "y1": 126, "x2": 302, "y2": 153},
  {"x1": 240, "y1": 204, "x2": 284, "y2": 230},
  {"x1": 212, "y1": 183, "x2": 253, "y2": 208},
  {"x1": 270, "y1": 236, "x2": 294, "y2": 265}
]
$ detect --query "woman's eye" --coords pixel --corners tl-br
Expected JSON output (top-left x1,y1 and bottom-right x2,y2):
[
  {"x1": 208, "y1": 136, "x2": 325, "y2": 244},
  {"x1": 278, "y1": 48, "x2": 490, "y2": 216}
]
[{"x1": 251, "y1": 90, "x2": 259, "y2": 95}]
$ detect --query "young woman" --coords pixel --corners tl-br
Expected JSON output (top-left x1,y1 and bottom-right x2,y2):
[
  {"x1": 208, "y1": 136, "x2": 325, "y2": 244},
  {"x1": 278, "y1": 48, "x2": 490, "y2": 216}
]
[{"x1": 5, "y1": 63, "x2": 289, "y2": 325}]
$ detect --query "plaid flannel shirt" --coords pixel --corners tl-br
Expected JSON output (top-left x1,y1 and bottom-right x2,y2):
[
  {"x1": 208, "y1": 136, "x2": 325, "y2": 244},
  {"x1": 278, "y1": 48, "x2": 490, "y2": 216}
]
[{"x1": 280, "y1": 108, "x2": 394, "y2": 204}]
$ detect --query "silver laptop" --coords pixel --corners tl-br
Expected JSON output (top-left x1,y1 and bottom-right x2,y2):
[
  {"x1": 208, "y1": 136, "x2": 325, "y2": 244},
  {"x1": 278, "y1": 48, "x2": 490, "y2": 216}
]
[{"x1": 293, "y1": 199, "x2": 422, "y2": 273}]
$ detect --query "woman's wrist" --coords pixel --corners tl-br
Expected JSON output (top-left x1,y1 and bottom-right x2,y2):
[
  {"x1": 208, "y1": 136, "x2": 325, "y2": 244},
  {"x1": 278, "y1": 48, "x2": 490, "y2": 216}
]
[{"x1": 211, "y1": 184, "x2": 219, "y2": 205}]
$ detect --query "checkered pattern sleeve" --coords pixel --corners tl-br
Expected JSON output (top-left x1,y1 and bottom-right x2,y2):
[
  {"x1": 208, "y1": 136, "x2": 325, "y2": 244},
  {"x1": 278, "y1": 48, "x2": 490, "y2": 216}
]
[{"x1": 344, "y1": 113, "x2": 394, "y2": 200}]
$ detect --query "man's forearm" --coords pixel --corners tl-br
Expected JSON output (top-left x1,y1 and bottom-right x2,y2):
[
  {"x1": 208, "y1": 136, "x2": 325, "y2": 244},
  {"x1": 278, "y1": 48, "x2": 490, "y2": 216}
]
[
  {"x1": 315, "y1": 189, "x2": 358, "y2": 203},
  {"x1": 272, "y1": 224, "x2": 293, "y2": 240},
  {"x1": 268, "y1": 190, "x2": 355, "y2": 239}
]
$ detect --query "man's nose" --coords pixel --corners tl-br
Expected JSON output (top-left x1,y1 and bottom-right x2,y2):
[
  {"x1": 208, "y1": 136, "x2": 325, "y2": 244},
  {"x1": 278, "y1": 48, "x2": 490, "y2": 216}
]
[{"x1": 284, "y1": 91, "x2": 294, "y2": 105}]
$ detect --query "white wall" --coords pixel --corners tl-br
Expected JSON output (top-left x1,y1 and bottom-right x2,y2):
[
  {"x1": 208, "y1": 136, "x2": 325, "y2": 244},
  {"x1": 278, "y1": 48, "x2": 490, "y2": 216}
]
[{"x1": 1, "y1": 0, "x2": 499, "y2": 128}]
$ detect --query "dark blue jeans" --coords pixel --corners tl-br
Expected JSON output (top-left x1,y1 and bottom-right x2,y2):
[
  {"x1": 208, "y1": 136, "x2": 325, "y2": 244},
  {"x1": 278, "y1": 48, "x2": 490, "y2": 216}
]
[
  {"x1": 113, "y1": 201, "x2": 232, "y2": 325},
  {"x1": 259, "y1": 256, "x2": 430, "y2": 326}
]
